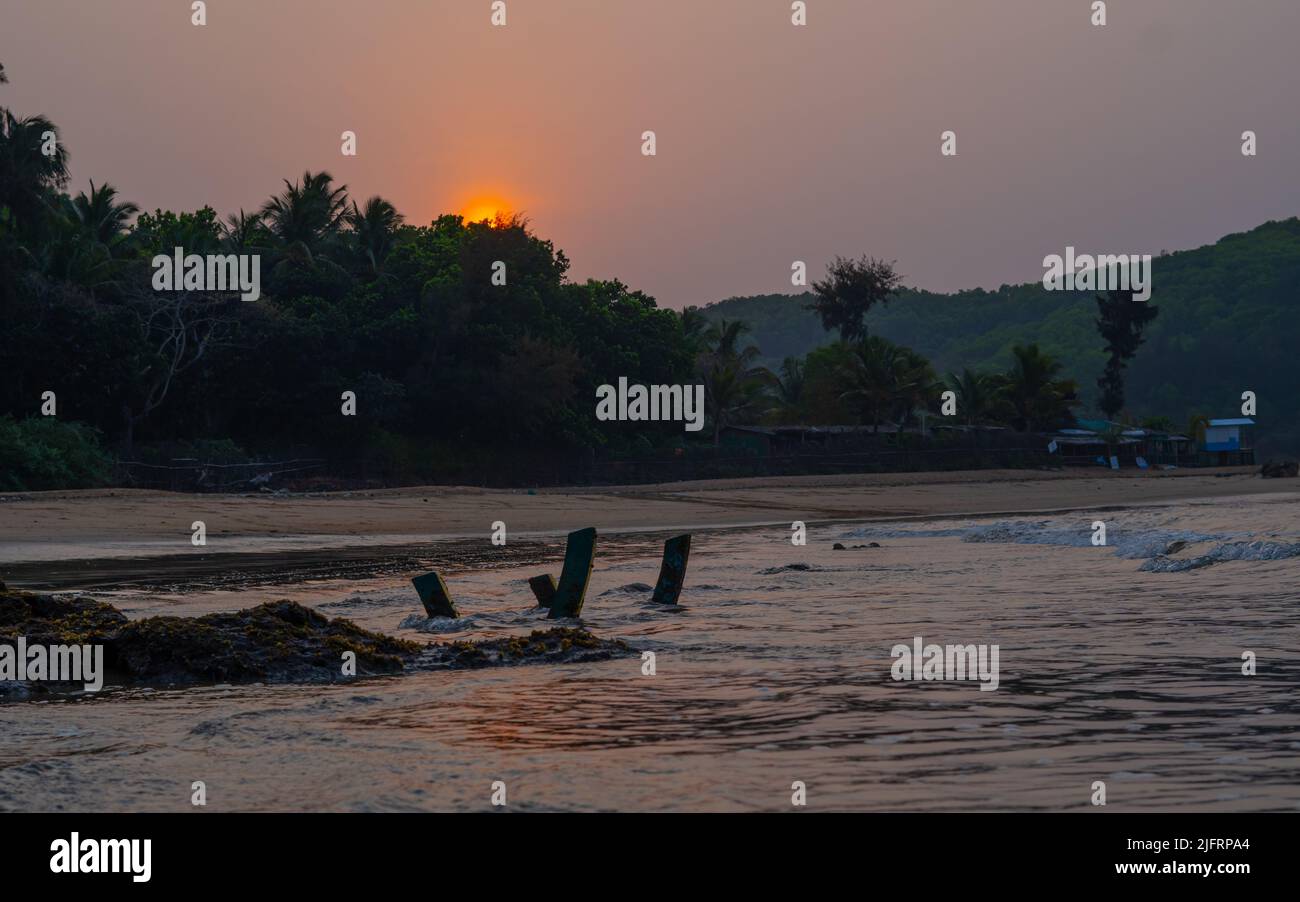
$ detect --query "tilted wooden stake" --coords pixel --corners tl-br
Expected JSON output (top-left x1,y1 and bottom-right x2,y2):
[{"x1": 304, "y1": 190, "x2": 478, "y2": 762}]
[
  {"x1": 650, "y1": 534, "x2": 691, "y2": 605},
  {"x1": 547, "y1": 527, "x2": 597, "y2": 619},
  {"x1": 528, "y1": 573, "x2": 557, "y2": 608},
  {"x1": 411, "y1": 571, "x2": 459, "y2": 618}
]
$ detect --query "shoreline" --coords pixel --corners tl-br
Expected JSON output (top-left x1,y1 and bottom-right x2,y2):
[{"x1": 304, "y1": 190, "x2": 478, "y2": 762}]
[{"x1": 2, "y1": 466, "x2": 1295, "y2": 591}]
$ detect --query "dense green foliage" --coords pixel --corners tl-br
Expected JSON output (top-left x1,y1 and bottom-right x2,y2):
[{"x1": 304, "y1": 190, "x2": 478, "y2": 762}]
[
  {"x1": 1, "y1": 205, "x2": 696, "y2": 464},
  {"x1": 4, "y1": 69, "x2": 1291, "y2": 490},
  {"x1": 0, "y1": 415, "x2": 112, "y2": 490},
  {"x1": 1, "y1": 80, "x2": 699, "y2": 481},
  {"x1": 701, "y1": 219, "x2": 1300, "y2": 453}
]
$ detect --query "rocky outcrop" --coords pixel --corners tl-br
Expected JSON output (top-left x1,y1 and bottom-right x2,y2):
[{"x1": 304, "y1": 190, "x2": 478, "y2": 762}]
[
  {"x1": 110, "y1": 600, "x2": 420, "y2": 684},
  {"x1": 0, "y1": 589, "x2": 127, "y2": 644},
  {"x1": 1, "y1": 587, "x2": 631, "y2": 697}
]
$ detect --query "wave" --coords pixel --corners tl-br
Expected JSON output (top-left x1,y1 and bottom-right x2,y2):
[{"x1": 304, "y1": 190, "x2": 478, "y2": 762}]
[
  {"x1": 758, "y1": 563, "x2": 821, "y2": 574},
  {"x1": 845, "y1": 519, "x2": 1229, "y2": 560},
  {"x1": 397, "y1": 613, "x2": 479, "y2": 633},
  {"x1": 1140, "y1": 540, "x2": 1300, "y2": 573},
  {"x1": 598, "y1": 582, "x2": 653, "y2": 596}
]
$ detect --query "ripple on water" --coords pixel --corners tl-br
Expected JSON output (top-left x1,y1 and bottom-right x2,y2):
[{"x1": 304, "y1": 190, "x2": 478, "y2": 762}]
[{"x1": 3, "y1": 502, "x2": 1299, "y2": 811}]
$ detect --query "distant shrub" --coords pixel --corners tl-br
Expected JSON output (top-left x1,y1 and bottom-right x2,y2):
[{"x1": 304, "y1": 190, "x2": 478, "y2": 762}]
[{"x1": 0, "y1": 416, "x2": 113, "y2": 490}]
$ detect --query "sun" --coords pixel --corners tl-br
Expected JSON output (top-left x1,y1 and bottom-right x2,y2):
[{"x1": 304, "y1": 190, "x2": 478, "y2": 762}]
[{"x1": 459, "y1": 197, "x2": 513, "y2": 226}]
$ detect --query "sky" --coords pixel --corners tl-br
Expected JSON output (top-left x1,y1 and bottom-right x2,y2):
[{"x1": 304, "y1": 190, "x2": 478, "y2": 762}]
[{"x1": 4, "y1": 0, "x2": 1299, "y2": 308}]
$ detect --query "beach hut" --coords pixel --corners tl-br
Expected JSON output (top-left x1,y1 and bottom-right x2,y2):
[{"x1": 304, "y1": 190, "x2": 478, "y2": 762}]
[
  {"x1": 1146, "y1": 432, "x2": 1192, "y2": 466},
  {"x1": 1201, "y1": 417, "x2": 1256, "y2": 465}
]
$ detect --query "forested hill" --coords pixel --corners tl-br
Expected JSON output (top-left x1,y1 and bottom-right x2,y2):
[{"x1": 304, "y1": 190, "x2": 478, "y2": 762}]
[{"x1": 701, "y1": 218, "x2": 1300, "y2": 453}]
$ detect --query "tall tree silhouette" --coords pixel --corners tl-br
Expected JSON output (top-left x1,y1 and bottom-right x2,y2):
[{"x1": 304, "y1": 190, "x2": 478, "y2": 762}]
[
  {"x1": 1095, "y1": 289, "x2": 1159, "y2": 419},
  {"x1": 807, "y1": 255, "x2": 902, "y2": 342}
]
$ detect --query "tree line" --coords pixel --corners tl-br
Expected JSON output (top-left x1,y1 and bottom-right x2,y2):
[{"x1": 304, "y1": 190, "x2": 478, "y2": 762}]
[
  {"x1": 690, "y1": 254, "x2": 1159, "y2": 440},
  {"x1": 2, "y1": 72, "x2": 1160, "y2": 489}
]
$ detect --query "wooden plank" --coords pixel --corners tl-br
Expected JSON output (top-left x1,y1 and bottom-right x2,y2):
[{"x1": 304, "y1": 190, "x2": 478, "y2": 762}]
[
  {"x1": 547, "y1": 527, "x2": 597, "y2": 619},
  {"x1": 650, "y1": 534, "x2": 691, "y2": 605}
]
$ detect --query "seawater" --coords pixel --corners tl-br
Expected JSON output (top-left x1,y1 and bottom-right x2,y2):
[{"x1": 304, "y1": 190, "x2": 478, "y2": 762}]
[{"x1": 2, "y1": 495, "x2": 1298, "y2": 811}]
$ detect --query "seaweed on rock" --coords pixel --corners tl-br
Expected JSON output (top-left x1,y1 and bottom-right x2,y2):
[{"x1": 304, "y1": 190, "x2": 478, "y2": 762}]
[{"x1": 1, "y1": 587, "x2": 631, "y2": 696}]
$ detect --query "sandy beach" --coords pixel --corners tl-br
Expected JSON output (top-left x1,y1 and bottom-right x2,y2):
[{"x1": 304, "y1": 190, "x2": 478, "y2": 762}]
[{"x1": 1, "y1": 465, "x2": 1287, "y2": 575}]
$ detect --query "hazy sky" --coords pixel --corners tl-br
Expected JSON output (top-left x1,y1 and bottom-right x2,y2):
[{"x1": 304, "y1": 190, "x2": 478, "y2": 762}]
[{"x1": 5, "y1": 0, "x2": 1298, "y2": 308}]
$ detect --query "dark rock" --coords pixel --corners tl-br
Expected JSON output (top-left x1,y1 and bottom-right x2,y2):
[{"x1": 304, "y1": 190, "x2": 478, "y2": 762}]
[
  {"x1": 111, "y1": 600, "x2": 420, "y2": 685},
  {"x1": 1, "y1": 587, "x2": 632, "y2": 693},
  {"x1": 0, "y1": 588, "x2": 127, "y2": 644},
  {"x1": 1261, "y1": 459, "x2": 1299, "y2": 478},
  {"x1": 832, "y1": 543, "x2": 846, "y2": 550}
]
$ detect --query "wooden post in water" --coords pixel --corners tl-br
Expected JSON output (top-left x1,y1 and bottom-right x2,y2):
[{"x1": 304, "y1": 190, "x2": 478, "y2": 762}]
[
  {"x1": 411, "y1": 572, "x2": 460, "y2": 618},
  {"x1": 650, "y1": 534, "x2": 691, "y2": 605},
  {"x1": 528, "y1": 574, "x2": 557, "y2": 608},
  {"x1": 547, "y1": 527, "x2": 597, "y2": 619}
]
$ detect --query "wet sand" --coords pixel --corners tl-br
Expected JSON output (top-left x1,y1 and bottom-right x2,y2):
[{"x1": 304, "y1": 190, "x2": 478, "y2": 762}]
[{"x1": 1, "y1": 466, "x2": 1288, "y2": 591}]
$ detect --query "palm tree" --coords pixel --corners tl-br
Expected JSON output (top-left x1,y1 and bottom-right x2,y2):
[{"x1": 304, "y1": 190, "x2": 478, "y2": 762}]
[
  {"x1": 697, "y1": 318, "x2": 774, "y2": 444},
  {"x1": 221, "y1": 209, "x2": 268, "y2": 252},
  {"x1": 838, "y1": 336, "x2": 940, "y2": 431},
  {"x1": 703, "y1": 317, "x2": 752, "y2": 358},
  {"x1": 0, "y1": 109, "x2": 69, "y2": 230},
  {"x1": 889, "y1": 345, "x2": 942, "y2": 427},
  {"x1": 26, "y1": 181, "x2": 140, "y2": 295},
  {"x1": 770, "y1": 356, "x2": 805, "y2": 422},
  {"x1": 346, "y1": 195, "x2": 404, "y2": 276},
  {"x1": 259, "y1": 170, "x2": 349, "y2": 261},
  {"x1": 679, "y1": 307, "x2": 710, "y2": 357},
  {"x1": 30, "y1": 210, "x2": 118, "y2": 291},
  {"x1": 945, "y1": 368, "x2": 1003, "y2": 426},
  {"x1": 701, "y1": 351, "x2": 773, "y2": 445},
  {"x1": 1003, "y1": 344, "x2": 1079, "y2": 433},
  {"x1": 66, "y1": 180, "x2": 138, "y2": 248}
]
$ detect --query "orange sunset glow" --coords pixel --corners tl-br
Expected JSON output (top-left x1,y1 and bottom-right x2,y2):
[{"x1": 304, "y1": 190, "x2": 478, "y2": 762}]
[{"x1": 459, "y1": 197, "x2": 514, "y2": 226}]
